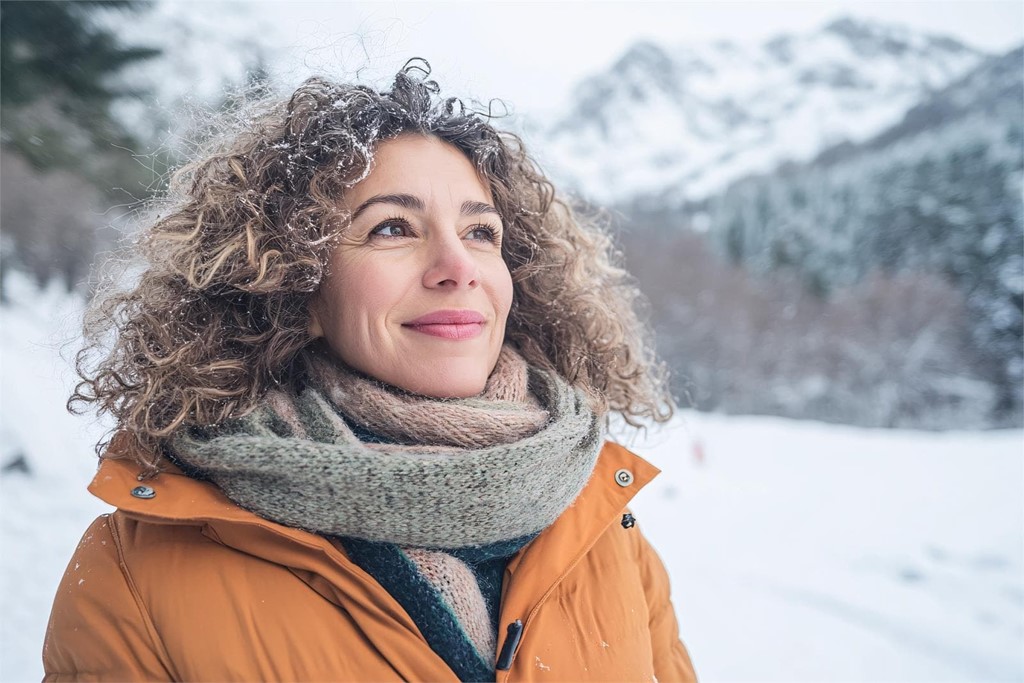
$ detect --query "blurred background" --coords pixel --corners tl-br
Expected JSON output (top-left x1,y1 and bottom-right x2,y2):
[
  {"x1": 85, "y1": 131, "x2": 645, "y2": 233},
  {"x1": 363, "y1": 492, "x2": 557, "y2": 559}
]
[{"x1": 1, "y1": 1, "x2": 1021, "y2": 681}]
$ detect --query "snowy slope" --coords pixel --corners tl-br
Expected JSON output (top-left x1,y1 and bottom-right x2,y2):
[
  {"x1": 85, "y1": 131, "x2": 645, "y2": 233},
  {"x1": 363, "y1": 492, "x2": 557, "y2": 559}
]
[
  {"x1": 1, "y1": 276, "x2": 1021, "y2": 681},
  {"x1": 537, "y1": 17, "x2": 986, "y2": 205},
  {"x1": 0, "y1": 274, "x2": 111, "y2": 682},
  {"x1": 629, "y1": 415, "x2": 1023, "y2": 680}
]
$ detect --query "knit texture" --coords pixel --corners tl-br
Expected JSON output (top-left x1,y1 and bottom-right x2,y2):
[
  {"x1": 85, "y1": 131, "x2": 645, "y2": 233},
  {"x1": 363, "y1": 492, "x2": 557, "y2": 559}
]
[
  {"x1": 170, "y1": 343, "x2": 601, "y2": 680},
  {"x1": 338, "y1": 534, "x2": 535, "y2": 682},
  {"x1": 171, "y1": 344, "x2": 601, "y2": 548}
]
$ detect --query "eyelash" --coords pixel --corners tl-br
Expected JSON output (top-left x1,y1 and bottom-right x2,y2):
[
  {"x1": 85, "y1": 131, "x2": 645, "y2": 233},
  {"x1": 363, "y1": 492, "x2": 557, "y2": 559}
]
[
  {"x1": 369, "y1": 216, "x2": 414, "y2": 239},
  {"x1": 467, "y1": 225, "x2": 499, "y2": 243},
  {"x1": 368, "y1": 216, "x2": 500, "y2": 243}
]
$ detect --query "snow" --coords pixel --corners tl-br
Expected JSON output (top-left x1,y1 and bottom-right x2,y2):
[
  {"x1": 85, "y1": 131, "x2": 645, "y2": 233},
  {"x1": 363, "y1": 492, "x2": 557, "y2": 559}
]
[
  {"x1": 0, "y1": 274, "x2": 112, "y2": 682},
  {"x1": 627, "y1": 416, "x2": 1023, "y2": 680},
  {"x1": 1, "y1": 272, "x2": 1021, "y2": 681}
]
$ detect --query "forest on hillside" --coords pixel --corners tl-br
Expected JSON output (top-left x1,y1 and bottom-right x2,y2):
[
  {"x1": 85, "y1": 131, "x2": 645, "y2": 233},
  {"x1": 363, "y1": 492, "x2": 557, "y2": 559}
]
[{"x1": 619, "y1": 48, "x2": 1023, "y2": 429}]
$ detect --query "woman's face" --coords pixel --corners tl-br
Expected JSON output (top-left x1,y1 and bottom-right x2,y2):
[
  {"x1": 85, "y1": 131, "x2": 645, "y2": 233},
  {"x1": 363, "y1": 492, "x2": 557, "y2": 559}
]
[{"x1": 309, "y1": 134, "x2": 514, "y2": 398}]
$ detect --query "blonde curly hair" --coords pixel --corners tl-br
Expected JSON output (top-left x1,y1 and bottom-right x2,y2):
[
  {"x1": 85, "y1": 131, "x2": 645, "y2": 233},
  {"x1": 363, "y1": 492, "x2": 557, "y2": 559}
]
[{"x1": 71, "y1": 61, "x2": 672, "y2": 469}]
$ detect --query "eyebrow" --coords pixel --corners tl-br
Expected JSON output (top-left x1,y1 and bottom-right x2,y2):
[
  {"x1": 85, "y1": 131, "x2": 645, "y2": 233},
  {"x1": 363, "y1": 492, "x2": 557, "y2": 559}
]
[
  {"x1": 460, "y1": 200, "x2": 502, "y2": 219},
  {"x1": 350, "y1": 193, "x2": 501, "y2": 222}
]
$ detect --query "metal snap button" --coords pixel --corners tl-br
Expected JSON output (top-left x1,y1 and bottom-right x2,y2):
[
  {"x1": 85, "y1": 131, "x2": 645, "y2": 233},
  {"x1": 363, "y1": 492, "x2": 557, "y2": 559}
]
[
  {"x1": 621, "y1": 513, "x2": 636, "y2": 529},
  {"x1": 614, "y1": 468, "x2": 634, "y2": 487},
  {"x1": 131, "y1": 485, "x2": 156, "y2": 499}
]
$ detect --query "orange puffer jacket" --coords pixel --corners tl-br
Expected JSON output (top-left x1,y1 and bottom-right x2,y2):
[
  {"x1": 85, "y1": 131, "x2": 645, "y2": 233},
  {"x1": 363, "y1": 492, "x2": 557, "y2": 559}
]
[{"x1": 43, "y1": 441, "x2": 697, "y2": 682}]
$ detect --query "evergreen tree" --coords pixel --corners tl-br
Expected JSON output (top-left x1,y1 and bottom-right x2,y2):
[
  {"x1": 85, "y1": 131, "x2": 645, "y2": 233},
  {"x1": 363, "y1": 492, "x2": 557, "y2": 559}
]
[
  {"x1": 1, "y1": 1, "x2": 161, "y2": 293},
  {"x1": 1, "y1": 0, "x2": 160, "y2": 173}
]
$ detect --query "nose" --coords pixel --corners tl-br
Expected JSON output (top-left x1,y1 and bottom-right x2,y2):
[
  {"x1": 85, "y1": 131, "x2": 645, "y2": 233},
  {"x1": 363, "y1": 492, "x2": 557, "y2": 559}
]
[{"x1": 422, "y1": 230, "x2": 480, "y2": 290}]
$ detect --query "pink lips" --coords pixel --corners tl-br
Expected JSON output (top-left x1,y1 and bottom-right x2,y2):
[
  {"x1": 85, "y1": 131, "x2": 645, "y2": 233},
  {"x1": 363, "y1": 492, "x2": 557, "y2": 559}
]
[{"x1": 403, "y1": 310, "x2": 486, "y2": 340}]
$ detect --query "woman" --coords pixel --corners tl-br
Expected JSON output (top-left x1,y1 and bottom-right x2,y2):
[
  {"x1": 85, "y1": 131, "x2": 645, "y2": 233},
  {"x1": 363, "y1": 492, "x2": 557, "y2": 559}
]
[{"x1": 44, "y1": 62, "x2": 697, "y2": 682}]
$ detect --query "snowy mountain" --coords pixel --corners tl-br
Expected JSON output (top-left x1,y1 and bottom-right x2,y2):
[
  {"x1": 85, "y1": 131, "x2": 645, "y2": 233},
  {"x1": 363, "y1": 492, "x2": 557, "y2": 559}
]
[
  {"x1": 817, "y1": 43, "x2": 1024, "y2": 164},
  {"x1": 537, "y1": 17, "x2": 987, "y2": 204},
  {"x1": 699, "y1": 44, "x2": 1023, "y2": 271},
  {"x1": 682, "y1": 45, "x2": 1024, "y2": 423}
]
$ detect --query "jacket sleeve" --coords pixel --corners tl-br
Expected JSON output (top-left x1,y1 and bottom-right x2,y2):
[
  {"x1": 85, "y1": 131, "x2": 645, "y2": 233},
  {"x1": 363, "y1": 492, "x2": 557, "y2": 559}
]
[
  {"x1": 635, "y1": 525, "x2": 698, "y2": 682},
  {"x1": 43, "y1": 514, "x2": 174, "y2": 682}
]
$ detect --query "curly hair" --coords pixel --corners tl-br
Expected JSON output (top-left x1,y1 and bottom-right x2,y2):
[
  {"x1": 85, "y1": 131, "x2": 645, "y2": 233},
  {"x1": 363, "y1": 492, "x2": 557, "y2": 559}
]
[{"x1": 70, "y1": 60, "x2": 672, "y2": 470}]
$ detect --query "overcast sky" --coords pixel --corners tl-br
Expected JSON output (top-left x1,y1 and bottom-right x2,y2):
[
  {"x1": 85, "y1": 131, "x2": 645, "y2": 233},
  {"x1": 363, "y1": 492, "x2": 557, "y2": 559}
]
[{"x1": 244, "y1": 1, "x2": 1024, "y2": 116}]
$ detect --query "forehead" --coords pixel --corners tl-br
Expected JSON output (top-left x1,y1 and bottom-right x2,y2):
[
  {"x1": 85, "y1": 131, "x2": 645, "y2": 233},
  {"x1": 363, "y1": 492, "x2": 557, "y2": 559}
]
[{"x1": 344, "y1": 134, "x2": 493, "y2": 208}]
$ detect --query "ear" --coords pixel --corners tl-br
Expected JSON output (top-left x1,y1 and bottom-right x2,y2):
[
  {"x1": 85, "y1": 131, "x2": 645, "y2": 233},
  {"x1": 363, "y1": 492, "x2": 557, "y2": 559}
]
[{"x1": 307, "y1": 301, "x2": 324, "y2": 338}]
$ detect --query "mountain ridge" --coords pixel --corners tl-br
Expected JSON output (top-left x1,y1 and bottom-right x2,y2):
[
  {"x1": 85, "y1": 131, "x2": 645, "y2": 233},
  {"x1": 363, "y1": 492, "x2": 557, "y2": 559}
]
[{"x1": 536, "y1": 15, "x2": 990, "y2": 205}]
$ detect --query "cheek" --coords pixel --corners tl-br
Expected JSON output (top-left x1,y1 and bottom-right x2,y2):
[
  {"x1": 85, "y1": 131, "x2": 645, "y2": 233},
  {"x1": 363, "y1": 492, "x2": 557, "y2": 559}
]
[
  {"x1": 319, "y1": 256, "x2": 406, "y2": 336},
  {"x1": 490, "y1": 259, "x2": 514, "y2": 324}
]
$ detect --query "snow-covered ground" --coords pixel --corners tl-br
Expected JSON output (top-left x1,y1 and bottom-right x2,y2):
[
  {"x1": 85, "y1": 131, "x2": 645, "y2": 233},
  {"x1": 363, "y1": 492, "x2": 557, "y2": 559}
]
[
  {"x1": 0, "y1": 275, "x2": 112, "y2": 682},
  {"x1": 1, "y1": 274, "x2": 1021, "y2": 682},
  {"x1": 630, "y1": 417, "x2": 1023, "y2": 681}
]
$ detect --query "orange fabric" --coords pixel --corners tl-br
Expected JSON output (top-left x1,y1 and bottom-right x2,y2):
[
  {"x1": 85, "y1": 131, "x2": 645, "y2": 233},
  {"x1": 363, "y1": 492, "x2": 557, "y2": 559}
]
[{"x1": 43, "y1": 442, "x2": 697, "y2": 682}]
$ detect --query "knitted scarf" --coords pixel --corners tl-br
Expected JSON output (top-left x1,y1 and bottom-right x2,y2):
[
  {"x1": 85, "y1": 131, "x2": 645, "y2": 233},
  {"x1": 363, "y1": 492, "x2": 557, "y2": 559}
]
[{"x1": 171, "y1": 344, "x2": 601, "y2": 681}]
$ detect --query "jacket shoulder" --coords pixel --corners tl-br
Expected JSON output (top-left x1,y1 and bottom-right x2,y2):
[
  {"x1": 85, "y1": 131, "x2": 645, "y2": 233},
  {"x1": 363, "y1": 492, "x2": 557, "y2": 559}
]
[
  {"x1": 575, "y1": 516, "x2": 698, "y2": 682},
  {"x1": 54, "y1": 510, "x2": 409, "y2": 682},
  {"x1": 629, "y1": 521, "x2": 698, "y2": 682},
  {"x1": 43, "y1": 513, "x2": 176, "y2": 681}
]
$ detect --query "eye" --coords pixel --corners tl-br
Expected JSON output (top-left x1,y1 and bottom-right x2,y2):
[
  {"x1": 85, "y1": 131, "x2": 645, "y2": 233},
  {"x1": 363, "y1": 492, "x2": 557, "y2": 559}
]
[
  {"x1": 467, "y1": 224, "x2": 500, "y2": 243},
  {"x1": 369, "y1": 217, "x2": 413, "y2": 239}
]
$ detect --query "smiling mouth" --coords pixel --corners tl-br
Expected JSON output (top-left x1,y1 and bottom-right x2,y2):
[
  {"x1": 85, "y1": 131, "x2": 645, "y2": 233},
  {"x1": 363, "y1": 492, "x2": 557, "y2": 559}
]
[
  {"x1": 402, "y1": 310, "x2": 486, "y2": 340},
  {"x1": 404, "y1": 322, "x2": 484, "y2": 340}
]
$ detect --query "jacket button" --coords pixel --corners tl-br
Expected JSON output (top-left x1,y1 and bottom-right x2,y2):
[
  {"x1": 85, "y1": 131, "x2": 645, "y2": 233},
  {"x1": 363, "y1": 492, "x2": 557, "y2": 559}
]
[
  {"x1": 614, "y1": 468, "x2": 634, "y2": 487},
  {"x1": 621, "y1": 513, "x2": 636, "y2": 528},
  {"x1": 131, "y1": 485, "x2": 156, "y2": 499}
]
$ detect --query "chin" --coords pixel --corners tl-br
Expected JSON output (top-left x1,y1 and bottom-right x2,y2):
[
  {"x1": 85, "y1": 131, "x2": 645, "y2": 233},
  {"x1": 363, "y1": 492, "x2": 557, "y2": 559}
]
[
  {"x1": 391, "y1": 366, "x2": 489, "y2": 399},
  {"x1": 410, "y1": 378, "x2": 487, "y2": 399}
]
